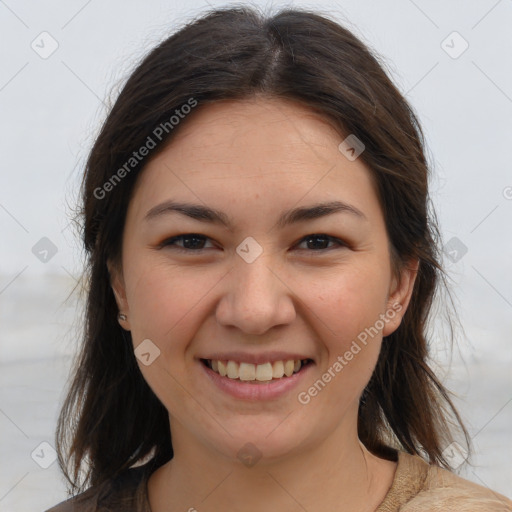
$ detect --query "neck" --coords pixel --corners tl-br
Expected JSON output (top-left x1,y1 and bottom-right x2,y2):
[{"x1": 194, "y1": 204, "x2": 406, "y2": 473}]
[{"x1": 147, "y1": 420, "x2": 396, "y2": 512}]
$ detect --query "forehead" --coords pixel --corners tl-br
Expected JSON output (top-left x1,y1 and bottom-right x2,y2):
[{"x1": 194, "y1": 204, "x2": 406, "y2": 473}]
[
  {"x1": 160, "y1": 97, "x2": 344, "y2": 170},
  {"x1": 128, "y1": 97, "x2": 382, "y2": 226}
]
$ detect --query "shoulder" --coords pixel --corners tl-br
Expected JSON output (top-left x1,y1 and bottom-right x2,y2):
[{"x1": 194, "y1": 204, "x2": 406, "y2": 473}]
[
  {"x1": 45, "y1": 463, "x2": 152, "y2": 512},
  {"x1": 45, "y1": 485, "x2": 99, "y2": 512},
  {"x1": 409, "y1": 461, "x2": 512, "y2": 511},
  {"x1": 378, "y1": 451, "x2": 512, "y2": 511}
]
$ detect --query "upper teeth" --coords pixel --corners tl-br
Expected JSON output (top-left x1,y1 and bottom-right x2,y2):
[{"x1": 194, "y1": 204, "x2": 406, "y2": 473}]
[{"x1": 208, "y1": 359, "x2": 307, "y2": 381}]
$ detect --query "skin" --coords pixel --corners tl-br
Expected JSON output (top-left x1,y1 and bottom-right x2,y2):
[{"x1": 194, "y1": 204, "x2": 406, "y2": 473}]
[{"x1": 110, "y1": 97, "x2": 418, "y2": 512}]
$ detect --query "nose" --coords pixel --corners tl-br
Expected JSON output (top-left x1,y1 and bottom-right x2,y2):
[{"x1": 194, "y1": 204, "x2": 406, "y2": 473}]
[{"x1": 215, "y1": 255, "x2": 296, "y2": 335}]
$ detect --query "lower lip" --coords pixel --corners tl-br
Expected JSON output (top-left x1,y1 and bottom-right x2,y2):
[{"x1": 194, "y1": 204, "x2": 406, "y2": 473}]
[{"x1": 199, "y1": 360, "x2": 315, "y2": 401}]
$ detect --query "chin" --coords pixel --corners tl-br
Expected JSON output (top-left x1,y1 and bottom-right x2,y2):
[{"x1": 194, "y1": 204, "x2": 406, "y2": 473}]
[{"x1": 203, "y1": 419, "x2": 309, "y2": 465}]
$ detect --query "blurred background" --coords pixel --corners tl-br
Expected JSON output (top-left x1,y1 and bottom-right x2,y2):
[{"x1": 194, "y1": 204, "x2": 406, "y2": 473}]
[{"x1": 1, "y1": 0, "x2": 511, "y2": 510}]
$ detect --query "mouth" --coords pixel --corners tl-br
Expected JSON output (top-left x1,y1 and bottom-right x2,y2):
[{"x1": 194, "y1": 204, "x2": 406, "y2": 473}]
[{"x1": 200, "y1": 358, "x2": 314, "y2": 383}]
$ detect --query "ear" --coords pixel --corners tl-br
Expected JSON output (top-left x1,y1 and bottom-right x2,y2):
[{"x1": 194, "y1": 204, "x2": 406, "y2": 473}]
[
  {"x1": 382, "y1": 258, "x2": 419, "y2": 337},
  {"x1": 107, "y1": 259, "x2": 131, "y2": 330}
]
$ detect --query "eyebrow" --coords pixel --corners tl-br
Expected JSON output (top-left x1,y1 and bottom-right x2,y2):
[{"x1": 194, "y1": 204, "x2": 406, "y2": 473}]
[{"x1": 144, "y1": 200, "x2": 367, "y2": 228}]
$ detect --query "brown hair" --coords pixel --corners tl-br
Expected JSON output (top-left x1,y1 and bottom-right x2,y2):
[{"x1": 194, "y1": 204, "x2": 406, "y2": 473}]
[{"x1": 57, "y1": 5, "x2": 469, "y2": 493}]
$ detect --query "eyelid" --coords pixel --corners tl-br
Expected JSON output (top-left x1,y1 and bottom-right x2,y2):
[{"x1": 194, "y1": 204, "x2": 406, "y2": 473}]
[
  {"x1": 294, "y1": 234, "x2": 347, "y2": 251},
  {"x1": 158, "y1": 233, "x2": 217, "y2": 251},
  {"x1": 159, "y1": 233, "x2": 348, "y2": 253}
]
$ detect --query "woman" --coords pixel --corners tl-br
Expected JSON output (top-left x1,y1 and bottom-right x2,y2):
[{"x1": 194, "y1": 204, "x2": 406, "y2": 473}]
[{"x1": 47, "y1": 6, "x2": 512, "y2": 511}]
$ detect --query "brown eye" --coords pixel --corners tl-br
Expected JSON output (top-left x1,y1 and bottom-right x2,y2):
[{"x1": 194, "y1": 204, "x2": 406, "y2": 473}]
[
  {"x1": 296, "y1": 234, "x2": 346, "y2": 251},
  {"x1": 160, "y1": 234, "x2": 214, "y2": 251}
]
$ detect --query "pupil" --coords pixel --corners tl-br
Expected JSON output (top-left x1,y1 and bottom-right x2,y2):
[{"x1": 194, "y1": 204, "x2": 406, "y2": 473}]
[
  {"x1": 184, "y1": 235, "x2": 204, "y2": 249},
  {"x1": 307, "y1": 235, "x2": 328, "y2": 250}
]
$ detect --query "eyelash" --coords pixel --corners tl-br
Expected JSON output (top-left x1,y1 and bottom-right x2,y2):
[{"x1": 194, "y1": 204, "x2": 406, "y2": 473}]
[{"x1": 159, "y1": 233, "x2": 347, "y2": 253}]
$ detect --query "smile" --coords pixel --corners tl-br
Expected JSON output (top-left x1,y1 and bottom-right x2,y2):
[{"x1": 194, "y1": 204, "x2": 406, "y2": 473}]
[
  {"x1": 199, "y1": 357, "x2": 315, "y2": 400},
  {"x1": 201, "y1": 358, "x2": 313, "y2": 382}
]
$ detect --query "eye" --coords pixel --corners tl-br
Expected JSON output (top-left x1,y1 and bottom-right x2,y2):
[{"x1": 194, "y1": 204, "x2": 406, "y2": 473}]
[
  {"x1": 158, "y1": 233, "x2": 347, "y2": 254},
  {"x1": 295, "y1": 234, "x2": 346, "y2": 251},
  {"x1": 160, "y1": 234, "x2": 216, "y2": 252}
]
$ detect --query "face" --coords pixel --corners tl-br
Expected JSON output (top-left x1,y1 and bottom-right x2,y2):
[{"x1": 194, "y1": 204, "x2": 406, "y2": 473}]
[{"x1": 110, "y1": 97, "x2": 416, "y2": 465}]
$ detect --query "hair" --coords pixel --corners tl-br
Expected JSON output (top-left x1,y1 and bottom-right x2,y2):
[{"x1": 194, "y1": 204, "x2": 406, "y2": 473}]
[{"x1": 56, "y1": 5, "x2": 470, "y2": 494}]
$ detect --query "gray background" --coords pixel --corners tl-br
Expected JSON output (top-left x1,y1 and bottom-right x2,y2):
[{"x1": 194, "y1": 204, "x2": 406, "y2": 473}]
[{"x1": 1, "y1": 0, "x2": 511, "y2": 510}]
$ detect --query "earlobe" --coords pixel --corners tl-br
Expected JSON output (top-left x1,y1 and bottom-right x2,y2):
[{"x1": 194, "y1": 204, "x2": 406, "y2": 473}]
[{"x1": 382, "y1": 258, "x2": 419, "y2": 337}]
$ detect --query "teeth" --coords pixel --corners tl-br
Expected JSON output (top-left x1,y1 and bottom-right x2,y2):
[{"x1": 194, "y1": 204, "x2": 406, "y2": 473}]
[
  {"x1": 227, "y1": 360, "x2": 238, "y2": 379},
  {"x1": 239, "y1": 362, "x2": 256, "y2": 381},
  {"x1": 256, "y1": 362, "x2": 273, "y2": 381},
  {"x1": 284, "y1": 360, "x2": 294, "y2": 377},
  {"x1": 206, "y1": 359, "x2": 308, "y2": 381},
  {"x1": 218, "y1": 360, "x2": 227, "y2": 377},
  {"x1": 272, "y1": 360, "x2": 284, "y2": 378}
]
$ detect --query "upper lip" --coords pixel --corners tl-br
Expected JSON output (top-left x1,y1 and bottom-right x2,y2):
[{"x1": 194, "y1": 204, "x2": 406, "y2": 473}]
[{"x1": 198, "y1": 352, "x2": 314, "y2": 365}]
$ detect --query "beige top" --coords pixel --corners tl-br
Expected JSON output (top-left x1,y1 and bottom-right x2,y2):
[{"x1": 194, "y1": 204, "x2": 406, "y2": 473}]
[{"x1": 47, "y1": 452, "x2": 512, "y2": 511}]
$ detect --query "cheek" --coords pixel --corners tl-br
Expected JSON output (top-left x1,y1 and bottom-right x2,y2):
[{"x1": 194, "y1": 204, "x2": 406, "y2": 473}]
[
  {"x1": 302, "y1": 262, "x2": 389, "y2": 399},
  {"x1": 123, "y1": 262, "x2": 213, "y2": 412},
  {"x1": 307, "y1": 261, "x2": 390, "y2": 340},
  {"x1": 124, "y1": 259, "x2": 208, "y2": 340}
]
